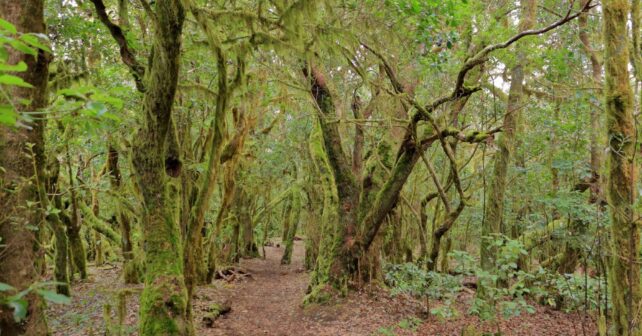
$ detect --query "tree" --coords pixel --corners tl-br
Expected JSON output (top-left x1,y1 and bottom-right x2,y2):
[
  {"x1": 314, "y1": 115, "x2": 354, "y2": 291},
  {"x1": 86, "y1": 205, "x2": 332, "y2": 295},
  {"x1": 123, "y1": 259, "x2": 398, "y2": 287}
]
[
  {"x1": 479, "y1": 0, "x2": 537, "y2": 298},
  {"x1": 0, "y1": 0, "x2": 50, "y2": 333},
  {"x1": 128, "y1": 0, "x2": 190, "y2": 334},
  {"x1": 602, "y1": 0, "x2": 640, "y2": 334}
]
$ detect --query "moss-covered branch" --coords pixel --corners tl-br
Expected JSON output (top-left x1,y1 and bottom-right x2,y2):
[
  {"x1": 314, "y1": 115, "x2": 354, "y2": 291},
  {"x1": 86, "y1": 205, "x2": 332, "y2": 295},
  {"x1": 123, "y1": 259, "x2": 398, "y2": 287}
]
[{"x1": 79, "y1": 202, "x2": 122, "y2": 245}]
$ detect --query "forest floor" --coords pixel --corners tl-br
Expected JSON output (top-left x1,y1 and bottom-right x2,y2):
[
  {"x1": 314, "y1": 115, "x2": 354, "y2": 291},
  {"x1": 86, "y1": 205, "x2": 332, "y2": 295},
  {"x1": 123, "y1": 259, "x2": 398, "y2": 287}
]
[{"x1": 46, "y1": 240, "x2": 597, "y2": 335}]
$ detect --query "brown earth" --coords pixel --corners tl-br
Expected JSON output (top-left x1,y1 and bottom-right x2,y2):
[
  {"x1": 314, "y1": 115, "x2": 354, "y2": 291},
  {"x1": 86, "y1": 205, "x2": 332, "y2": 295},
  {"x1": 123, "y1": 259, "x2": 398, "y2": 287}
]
[{"x1": 46, "y1": 241, "x2": 597, "y2": 335}]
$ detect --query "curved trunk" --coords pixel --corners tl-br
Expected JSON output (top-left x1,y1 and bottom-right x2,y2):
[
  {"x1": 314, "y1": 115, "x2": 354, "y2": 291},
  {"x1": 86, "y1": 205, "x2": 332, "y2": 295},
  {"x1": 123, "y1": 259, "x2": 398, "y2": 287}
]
[
  {"x1": 239, "y1": 187, "x2": 259, "y2": 258},
  {"x1": 281, "y1": 194, "x2": 293, "y2": 243}
]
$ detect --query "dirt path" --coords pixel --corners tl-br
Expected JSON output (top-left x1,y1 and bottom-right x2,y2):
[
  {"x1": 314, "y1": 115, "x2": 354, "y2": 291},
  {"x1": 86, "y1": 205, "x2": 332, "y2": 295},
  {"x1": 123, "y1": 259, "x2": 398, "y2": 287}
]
[
  {"x1": 198, "y1": 241, "x2": 310, "y2": 335},
  {"x1": 47, "y1": 241, "x2": 597, "y2": 336},
  {"x1": 197, "y1": 241, "x2": 415, "y2": 336},
  {"x1": 46, "y1": 240, "x2": 412, "y2": 336}
]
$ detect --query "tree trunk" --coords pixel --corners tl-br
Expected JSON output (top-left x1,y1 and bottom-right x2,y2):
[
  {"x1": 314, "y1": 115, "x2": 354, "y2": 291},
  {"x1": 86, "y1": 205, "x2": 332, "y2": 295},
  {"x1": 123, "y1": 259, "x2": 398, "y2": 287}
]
[
  {"x1": 305, "y1": 122, "x2": 342, "y2": 303},
  {"x1": 0, "y1": 0, "x2": 50, "y2": 333},
  {"x1": 281, "y1": 194, "x2": 293, "y2": 243},
  {"x1": 48, "y1": 158, "x2": 71, "y2": 295},
  {"x1": 281, "y1": 188, "x2": 302, "y2": 265},
  {"x1": 304, "y1": 65, "x2": 362, "y2": 290},
  {"x1": 479, "y1": 0, "x2": 536, "y2": 299},
  {"x1": 130, "y1": 1, "x2": 190, "y2": 334},
  {"x1": 107, "y1": 146, "x2": 139, "y2": 283},
  {"x1": 63, "y1": 145, "x2": 87, "y2": 280},
  {"x1": 206, "y1": 165, "x2": 237, "y2": 283},
  {"x1": 603, "y1": 1, "x2": 640, "y2": 334},
  {"x1": 239, "y1": 187, "x2": 259, "y2": 258}
]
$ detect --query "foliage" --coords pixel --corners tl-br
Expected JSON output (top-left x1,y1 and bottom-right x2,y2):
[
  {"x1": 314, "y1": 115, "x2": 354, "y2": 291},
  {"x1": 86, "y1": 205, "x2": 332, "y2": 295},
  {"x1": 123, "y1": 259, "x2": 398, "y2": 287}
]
[
  {"x1": 0, "y1": 281, "x2": 70, "y2": 322},
  {"x1": 470, "y1": 235, "x2": 535, "y2": 320},
  {"x1": 0, "y1": 18, "x2": 51, "y2": 126},
  {"x1": 384, "y1": 262, "x2": 461, "y2": 319},
  {"x1": 529, "y1": 267, "x2": 603, "y2": 313}
]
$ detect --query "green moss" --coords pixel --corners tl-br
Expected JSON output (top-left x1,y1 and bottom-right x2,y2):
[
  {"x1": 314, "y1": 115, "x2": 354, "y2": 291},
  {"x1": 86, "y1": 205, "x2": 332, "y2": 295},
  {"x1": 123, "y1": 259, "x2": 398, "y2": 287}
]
[
  {"x1": 281, "y1": 188, "x2": 302, "y2": 265},
  {"x1": 68, "y1": 228, "x2": 87, "y2": 280},
  {"x1": 303, "y1": 283, "x2": 334, "y2": 305},
  {"x1": 306, "y1": 122, "x2": 344, "y2": 294}
]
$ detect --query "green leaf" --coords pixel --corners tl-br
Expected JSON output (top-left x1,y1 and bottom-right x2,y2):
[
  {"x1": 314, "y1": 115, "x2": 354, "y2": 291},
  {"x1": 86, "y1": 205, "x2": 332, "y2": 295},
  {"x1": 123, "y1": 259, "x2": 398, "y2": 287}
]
[
  {"x1": 0, "y1": 18, "x2": 17, "y2": 35},
  {"x1": 0, "y1": 74, "x2": 33, "y2": 88},
  {"x1": 0, "y1": 104, "x2": 18, "y2": 126},
  {"x1": 36, "y1": 289, "x2": 71, "y2": 305},
  {"x1": 0, "y1": 46, "x2": 8, "y2": 62},
  {"x1": 9, "y1": 299, "x2": 28, "y2": 322},
  {"x1": 0, "y1": 61, "x2": 27, "y2": 72},
  {"x1": 58, "y1": 88, "x2": 88, "y2": 100},
  {"x1": 8, "y1": 39, "x2": 37, "y2": 57},
  {"x1": 20, "y1": 34, "x2": 51, "y2": 53},
  {"x1": 94, "y1": 93, "x2": 124, "y2": 110},
  {"x1": 0, "y1": 282, "x2": 15, "y2": 291},
  {"x1": 86, "y1": 101, "x2": 107, "y2": 116}
]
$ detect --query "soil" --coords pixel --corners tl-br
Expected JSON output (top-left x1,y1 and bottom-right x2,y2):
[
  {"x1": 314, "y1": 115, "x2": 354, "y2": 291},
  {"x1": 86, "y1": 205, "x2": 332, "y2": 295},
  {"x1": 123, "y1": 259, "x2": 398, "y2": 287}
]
[{"x1": 46, "y1": 241, "x2": 597, "y2": 335}]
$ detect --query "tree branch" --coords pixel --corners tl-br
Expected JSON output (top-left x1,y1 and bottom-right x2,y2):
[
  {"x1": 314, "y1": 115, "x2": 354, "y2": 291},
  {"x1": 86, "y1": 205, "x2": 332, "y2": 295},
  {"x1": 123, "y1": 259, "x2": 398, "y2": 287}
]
[{"x1": 89, "y1": 0, "x2": 146, "y2": 92}]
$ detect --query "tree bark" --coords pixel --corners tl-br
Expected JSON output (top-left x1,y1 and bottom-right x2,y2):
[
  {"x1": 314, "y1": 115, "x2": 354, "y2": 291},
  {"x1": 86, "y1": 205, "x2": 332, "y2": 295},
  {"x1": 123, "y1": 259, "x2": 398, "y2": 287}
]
[
  {"x1": 305, "y1": 122, "x2": 342, "y2": 303},
  {"x1": 603, "y1": 1, "x2": 640, "y2": 334},
  {"x1": 129, "y1": 0, "x2": 190, "y2": 334},
  {"x1": 47, "y1": 158, "x2": 71, "y2": 295},
  {"x1": 0, "y1": 0, "x2": 50, "y2": 333},
  {"x1": 479, "y1": 0, "x2": 536, "y2": 299},
  {"x1": 281, "y1": 188, "x2": 302, "y2": 265},
  {"x1": 107, "y1": 146, "x2": 139, "y2": 283}
]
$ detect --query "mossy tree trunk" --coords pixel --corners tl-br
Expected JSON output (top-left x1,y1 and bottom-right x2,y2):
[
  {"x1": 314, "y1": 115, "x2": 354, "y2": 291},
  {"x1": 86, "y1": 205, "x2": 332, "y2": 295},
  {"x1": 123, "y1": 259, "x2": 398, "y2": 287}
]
[
  {"x1": 239, "y1": 186, "x2": 259, "y2": 258},
  {"x1": 281, "y1": 188, "x2": 302, "y2": 265},
  {"x1": 603, "y1": 1, "x2": 640, "y2": 334},
  {"x1": 63, "y1": 144, "x2": 87, "y2": 280},
  {"x1": 303, "y1": 184, "x2": 321, "y2": 270},
  {"x1": 206, "y1": 164, "x2": 237, "y2": 283},
  {"x1": 129, "y1": 0, "x2": 190, "y2": 334},
  {"x1": 479, "y1": 0, "x2": 536, "y2": 299},
  {"x1": 107, "y1": 145, "x2": 139, "y2": 283},
  {"x1": 183, "y1": 69, "x2": 229, "y2": 297},
  {"x1": 0, "y1": 0, "x2": 50, "y2": 333},
  {"x1": 303, "y1": 63, "x2": 488, "y2": 291},
  {"x1": 281, "y1": 193, "x2": 293, "y2": 243},
  {"x1": 304, "y1": 65, "x2": 361, "y2": 290},
  {"x1": 46, "y1": 157, "x2": 71, "y2": 295},
  {"x1": 305, "y1": 122, "x2": 342, "y2": 303},
  {"x1": 107, "y1": 146, "x2": 140, "y2": 284}
]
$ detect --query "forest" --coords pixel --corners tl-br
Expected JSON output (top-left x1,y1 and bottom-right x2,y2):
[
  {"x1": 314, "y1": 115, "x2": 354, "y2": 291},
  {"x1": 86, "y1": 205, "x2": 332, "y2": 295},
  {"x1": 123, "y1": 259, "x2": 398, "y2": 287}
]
[{"x1": 0, "y1": 0, "x2": 641, "y2": 335}]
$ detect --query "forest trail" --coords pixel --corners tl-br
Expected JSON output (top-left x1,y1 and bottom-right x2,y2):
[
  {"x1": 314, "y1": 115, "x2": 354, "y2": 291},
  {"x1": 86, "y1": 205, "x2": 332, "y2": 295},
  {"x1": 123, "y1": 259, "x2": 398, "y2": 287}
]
[
  {"x1": 46, "y1": 240, "x2": 417, "y2": 336},
  {"x1": 200, "y1": 240, "x2": 310, "y2": 335},
  {"x1": 47, "y1": 240, "x2": 596, "y2": 336},
  {"x1": 198, "y1": 240, "x2": 416, "y2": 336}
]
